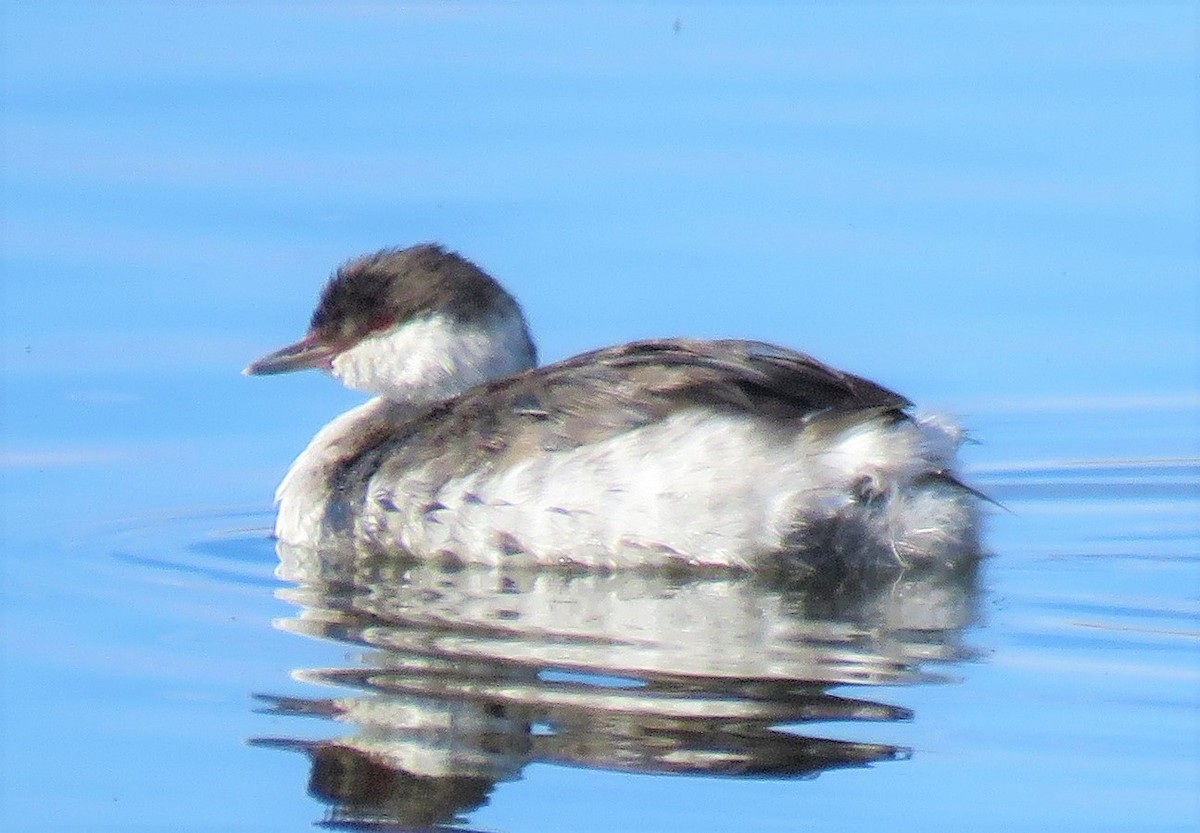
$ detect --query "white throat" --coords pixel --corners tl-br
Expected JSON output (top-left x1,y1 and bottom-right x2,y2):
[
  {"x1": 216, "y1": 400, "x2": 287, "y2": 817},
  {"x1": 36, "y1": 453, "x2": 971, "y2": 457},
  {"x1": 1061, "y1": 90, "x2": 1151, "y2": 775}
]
[{"x1": 330, "y1": 311, "x2": 535, "y2": 404}]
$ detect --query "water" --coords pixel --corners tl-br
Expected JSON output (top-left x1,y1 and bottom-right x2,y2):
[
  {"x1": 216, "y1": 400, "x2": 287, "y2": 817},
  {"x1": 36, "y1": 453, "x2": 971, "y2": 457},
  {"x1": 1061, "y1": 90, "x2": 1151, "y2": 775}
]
[{"x1": 2, "y1": 4, "x2": 1198, "y2": 832}]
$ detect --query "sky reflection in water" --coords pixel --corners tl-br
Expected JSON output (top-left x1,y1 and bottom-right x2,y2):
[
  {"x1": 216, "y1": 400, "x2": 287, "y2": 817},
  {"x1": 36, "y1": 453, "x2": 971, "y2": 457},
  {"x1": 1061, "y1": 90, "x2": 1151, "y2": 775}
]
[{"x1": 1, "y1": 3, "x2": 1198, "y2": 832}]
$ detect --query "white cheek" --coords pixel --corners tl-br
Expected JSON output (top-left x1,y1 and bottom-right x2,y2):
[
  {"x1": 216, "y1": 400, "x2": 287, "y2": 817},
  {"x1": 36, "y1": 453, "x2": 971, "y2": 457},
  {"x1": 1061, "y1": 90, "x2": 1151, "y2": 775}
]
[
  {"x1": 330, "y1": 312, "x2": 534, "y2": 402},
  {"x1": 330, "y1": 336, "x2": 401, "y2": 396}
]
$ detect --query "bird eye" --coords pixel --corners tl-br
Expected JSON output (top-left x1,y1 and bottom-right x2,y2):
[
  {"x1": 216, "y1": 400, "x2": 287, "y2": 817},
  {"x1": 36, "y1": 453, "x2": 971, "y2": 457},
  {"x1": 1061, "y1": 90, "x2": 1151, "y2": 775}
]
[{"x1": 364, "y1": 313, "x2": 395, "y2": 336}]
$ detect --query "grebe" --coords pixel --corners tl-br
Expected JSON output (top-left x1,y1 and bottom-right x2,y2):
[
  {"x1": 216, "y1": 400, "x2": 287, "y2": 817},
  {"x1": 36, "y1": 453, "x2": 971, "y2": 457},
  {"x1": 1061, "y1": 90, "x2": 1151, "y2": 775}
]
[{"x1": 246, "y1": 244, "x2": 979, "y2": 569}]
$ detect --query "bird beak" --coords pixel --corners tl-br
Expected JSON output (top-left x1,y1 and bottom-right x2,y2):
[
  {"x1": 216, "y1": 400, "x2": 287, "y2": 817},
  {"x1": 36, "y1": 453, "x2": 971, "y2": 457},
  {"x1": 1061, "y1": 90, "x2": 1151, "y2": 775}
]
[{"x1": 243, "y1": 333, "x2": 339, "y2": 376}]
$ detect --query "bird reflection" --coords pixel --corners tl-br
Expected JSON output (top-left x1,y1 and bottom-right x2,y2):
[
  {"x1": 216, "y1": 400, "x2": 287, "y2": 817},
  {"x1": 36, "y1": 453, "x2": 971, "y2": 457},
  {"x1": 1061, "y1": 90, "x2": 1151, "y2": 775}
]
[{"x1": 252, "y1": 543, "x2": 983, "y2": 830}]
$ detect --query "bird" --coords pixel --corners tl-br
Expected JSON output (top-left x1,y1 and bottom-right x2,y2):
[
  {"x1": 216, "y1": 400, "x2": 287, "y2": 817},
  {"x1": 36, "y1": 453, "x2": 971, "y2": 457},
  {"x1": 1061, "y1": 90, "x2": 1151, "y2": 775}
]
[{"x1": 246, "y1": 243, "x2": 980, "y2": 570}]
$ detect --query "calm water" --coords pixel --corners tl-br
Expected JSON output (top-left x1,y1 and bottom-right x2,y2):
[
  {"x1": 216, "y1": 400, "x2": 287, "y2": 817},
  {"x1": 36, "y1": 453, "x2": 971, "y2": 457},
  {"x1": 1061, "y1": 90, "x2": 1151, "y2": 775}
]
[{"x1": 2, "y1": 4, "x2": 1198, "y2": 832}]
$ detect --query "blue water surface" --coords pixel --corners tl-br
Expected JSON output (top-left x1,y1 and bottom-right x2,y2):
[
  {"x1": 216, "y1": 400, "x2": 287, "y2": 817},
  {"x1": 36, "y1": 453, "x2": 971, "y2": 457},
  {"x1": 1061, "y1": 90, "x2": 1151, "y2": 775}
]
[{"x1": 2, "y1": 3, "x2": 1198, "y2": 832}]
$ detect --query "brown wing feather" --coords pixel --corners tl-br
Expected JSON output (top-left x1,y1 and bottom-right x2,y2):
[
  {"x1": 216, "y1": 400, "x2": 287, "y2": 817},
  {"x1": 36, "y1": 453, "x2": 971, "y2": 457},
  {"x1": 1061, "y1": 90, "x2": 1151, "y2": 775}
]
[{"x1": 572, "y1": 339, "x2": 910, "y2": 416}]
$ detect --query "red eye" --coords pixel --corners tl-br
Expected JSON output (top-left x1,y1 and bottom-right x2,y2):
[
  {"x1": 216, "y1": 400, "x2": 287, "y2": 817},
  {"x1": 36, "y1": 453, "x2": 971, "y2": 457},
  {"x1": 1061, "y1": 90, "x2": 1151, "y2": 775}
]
[{"x1": 366, "y1": 313, "x2": 394, "y2": 335}]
